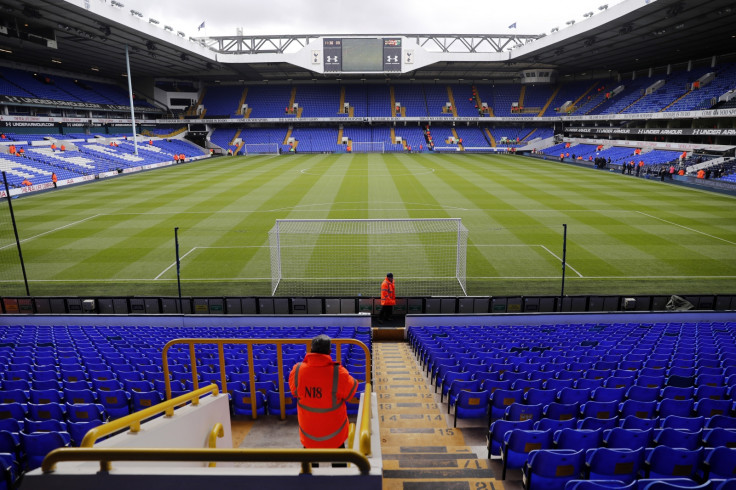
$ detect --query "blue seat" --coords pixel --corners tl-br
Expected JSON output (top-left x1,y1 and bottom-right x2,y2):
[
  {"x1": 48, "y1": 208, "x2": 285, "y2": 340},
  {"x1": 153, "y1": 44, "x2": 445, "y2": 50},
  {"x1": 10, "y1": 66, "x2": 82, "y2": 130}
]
[
  {"x1": 704, "y1": 446, "x2": 736, "y2": 480},
  {"x1": 545, "y1": 379, "x2": 575, "y2": 391},
  {"x1": 604, "y1": 427, "x2": 653, "y2": 450},
  {"x1": 0, "y1": 432, "x2": 20, "y2": 465},
  {"x1": 487, "y1": 419, "x2": 534, "y2": 458},
  {"x1": 536, "y1": 419, "x2": 578, "y2": 432},
  {"x1": 586, "y1": 447, "x2": 646, "y2": 484},
  {"x1": 555, "y1": 428, "x2": 604, "y2": 451},
  {"x1": 453, "y1": 390, "x2": 489, "y2": 427},
  {"x1": 559, "y1": 388, "x2": 592, "y2": 405},
  {"x1": 546, "y1": 402, "x2": 581, "y2": 421},
  {"x1": 592, "y1": 388, "x2": 626, "y2": 403},
  {"x1": 661, "y1": 416, "x2": 705, "y2": 431},
  {"x1": 653, "y1": 428, "x2": 702, "y2": 450},
  {"x1": 23, "y1": 419, "x2": 67, "y2": 433},
  {"x1": 27, "y1": 402, "x2": 65, "y2": 422},
  {"x1": 578, "y1": 417, "x2": 618, "y2": 431},
  {"x1": 581, "y1": 401, "x2": 619, "y2": 420},
  {"x1": 96, "y1": 390, "x2": 131, "y2": 419},
  {"x1": 524, "y1": 449, "x2": 586, "y2": 490},
  {"x1": 641, "y1": 480, "x2": 710, "y2": 490},
  {"x1": 446, "y1": 379, "x2": 480, "y2": 407},
  {"x1": 695, "y1": 386, "x2": 728, "y2": 401},
  {"x1": 266, "y1": 389, "x2": 298, "y2": 417},
  {"x1": 489, "y1": 389, "x2": 524, "y2": 422},
  {"x1": 505, "y1": 402, "x2": 543, "y2": 422},
  {"x1": 660, "y1": 387, "x2": 694, "y2": 401},
  {"x1": 694, "y1": 399, "x2": 731, "y2": 418},
  {"x1": 66, "y1": 403, "x2": 106, "y2": 422},
  {"x1": 131, "y1": 390, "x2": 163, "y2": 412},
  {"x1": 63, "y1": 389, "x2": 97, "y2": 405},
  {"x1": 705, "y1": 415, "x2": 736, "y2": 429},
  {"x1": 619, "y1": 400, "x2": 658, "y2": 420},
  {"x1": 0, "y1": 391, "x2": 28, "y2": 406},
  {"x1": 703, "y1": 427, "x2": 736, "y2": 448},
  {"x1": 480, "y1": 378, "x2": 512, "y2": 393},
  {"x1": 231, "y1": 390, "x2": 266, "y2": 417},
  {"x1": 67, "y1": 420, "x2": 104, "y2": 446},
  {"x1": 577, "y1": 379, "x2": 605, "y2": 390},
  {"x1": 565, "y1": 480, "x2": 635, "y2": 490},
  {"x1": 658, "y1": 399, "x2": 695, "y2": 418},
  {"x1": 501, "y1": 428, "x2": 554, "y2": 479},
  {"x1": 525, "y1": 388, "x2": 558, "y2": 406},
  {"x1": 28, "y1": 389, "x2": 63, "y2": 405},
  {"x1": 19, "y1": 431, "x2": 71, "y2": 471},
  {"x1": 644, "y1": 446, "x2": 703, "y2": 480}
]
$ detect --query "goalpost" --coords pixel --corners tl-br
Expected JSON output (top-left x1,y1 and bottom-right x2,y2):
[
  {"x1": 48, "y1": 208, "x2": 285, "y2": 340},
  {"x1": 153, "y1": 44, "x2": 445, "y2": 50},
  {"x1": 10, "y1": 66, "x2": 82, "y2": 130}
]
[
  {"x1": 350, "y1": 142, "x2": 384, "y2": 153},
  {"x1": 243, "y1": 143, "x2": 280, "y2": 155},
  {"x1": 268, "y1": 218, "x2": 468, "y2": 297}
]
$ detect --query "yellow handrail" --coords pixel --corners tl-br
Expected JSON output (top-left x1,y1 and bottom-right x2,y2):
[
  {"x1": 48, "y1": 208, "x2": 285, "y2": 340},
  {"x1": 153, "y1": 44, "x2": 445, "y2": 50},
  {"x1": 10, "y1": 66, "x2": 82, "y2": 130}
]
[
  {"x1": 161, "y1": 338, "x2": 372, "y2": 422},
  {"x1": 41, "y1": 447, "x2": 372, "y2": 475},
  {"x1": 359, "y1": 382, "x2": 372, "y2": 456},
  {"x1": 80, "y1": 385, "x2": 220, "y2": 448},
  {"x1": 207, "y1": 423, "x2": 224, "y2": 467}
]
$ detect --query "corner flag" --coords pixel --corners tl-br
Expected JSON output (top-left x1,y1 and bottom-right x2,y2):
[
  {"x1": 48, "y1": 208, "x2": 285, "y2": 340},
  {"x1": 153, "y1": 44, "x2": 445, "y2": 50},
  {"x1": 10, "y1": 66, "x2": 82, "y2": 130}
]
[
  {"x1": 508, "y1": 22, "x2": 517, "y2": 29},
  {"x1": 198, "y1": 21, "x2": 205, "y2": 31}
]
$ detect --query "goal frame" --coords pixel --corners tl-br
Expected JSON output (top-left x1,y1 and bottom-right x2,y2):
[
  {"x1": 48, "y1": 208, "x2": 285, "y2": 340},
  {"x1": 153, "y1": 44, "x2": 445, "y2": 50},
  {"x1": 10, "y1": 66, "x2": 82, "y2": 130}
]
[
  {"x1": 243, "y1": 143, "x2": 280, "y2": 155},
  {"x1": 350, "y1": 141, "x2": 384, "y2": 154},
  {"x1": 268, "y1": 218, "x2": 468, "y2": 297}
]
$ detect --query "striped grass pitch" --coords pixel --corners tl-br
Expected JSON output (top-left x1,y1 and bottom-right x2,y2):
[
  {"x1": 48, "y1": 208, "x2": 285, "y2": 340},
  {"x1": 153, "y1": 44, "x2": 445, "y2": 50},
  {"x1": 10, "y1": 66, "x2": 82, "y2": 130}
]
[{"x1": 1, "y1": 152, "x2": 735, "y2": 297}]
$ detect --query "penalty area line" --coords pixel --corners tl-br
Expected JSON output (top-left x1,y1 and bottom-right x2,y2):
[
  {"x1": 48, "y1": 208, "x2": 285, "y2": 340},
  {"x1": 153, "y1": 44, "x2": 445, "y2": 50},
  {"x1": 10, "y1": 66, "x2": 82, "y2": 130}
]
[
  {"x1": 0, "y1": 214, "x2": 102, "y2": 251},
  {"x1": 154, "y1": 247, "x2": 198, "y2": 280}
]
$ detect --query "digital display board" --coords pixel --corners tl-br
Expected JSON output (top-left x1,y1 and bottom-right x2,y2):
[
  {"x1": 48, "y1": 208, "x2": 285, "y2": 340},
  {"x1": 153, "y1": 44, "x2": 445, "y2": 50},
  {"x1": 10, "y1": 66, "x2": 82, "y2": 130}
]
[{"x1": 323, "y1": 38, "x2": 402, "y2": 72}]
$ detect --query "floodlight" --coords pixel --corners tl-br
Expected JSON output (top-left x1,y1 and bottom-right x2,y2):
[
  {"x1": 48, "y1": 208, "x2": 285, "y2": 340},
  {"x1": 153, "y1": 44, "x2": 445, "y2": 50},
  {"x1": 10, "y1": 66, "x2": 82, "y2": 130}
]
[
  {"x1": 148, "y1": 18, "x2": 159, "y2": 25},
  {"x1": 566, "y1": 20, "x2": 575, "y2": 25},
  {"x1": 164, "y1": 25, "x2": 173, "y2": 32},
  {"x1": 111, "y1": 0, "x2": 124, "y2": 7},
  {"x1": 130, "y1": 9, "x2": 143, "y2": 18},
  {"x1": 551, "y1": 27, "x2": 559, "y2": 32},
  {"x1": 598, "y1": 4, "x2": 608, "y2": 10}
]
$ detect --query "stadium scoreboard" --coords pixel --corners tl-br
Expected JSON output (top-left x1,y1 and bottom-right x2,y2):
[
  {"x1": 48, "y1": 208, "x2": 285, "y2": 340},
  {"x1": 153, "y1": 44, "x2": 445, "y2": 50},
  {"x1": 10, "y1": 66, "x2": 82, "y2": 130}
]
[{"x1": 324, "y1": 38, "x2": 401, "y2": 72}]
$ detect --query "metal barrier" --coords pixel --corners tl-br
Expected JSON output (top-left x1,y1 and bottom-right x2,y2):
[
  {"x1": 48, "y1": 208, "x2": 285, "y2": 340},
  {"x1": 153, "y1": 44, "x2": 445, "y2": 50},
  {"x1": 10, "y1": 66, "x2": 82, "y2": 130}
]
[
  {"x1": 41, "y1": 447, "x2": 372, "y2": 475},
  {"x1": 161, "y1": 338, "x2": 372, "y2": 423}
]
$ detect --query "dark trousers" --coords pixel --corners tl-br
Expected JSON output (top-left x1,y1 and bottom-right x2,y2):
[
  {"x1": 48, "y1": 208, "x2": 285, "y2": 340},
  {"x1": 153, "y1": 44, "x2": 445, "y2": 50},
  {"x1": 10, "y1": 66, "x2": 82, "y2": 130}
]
[{"x1": 379, "y1": 304, "x2": 393, "y2": 322}]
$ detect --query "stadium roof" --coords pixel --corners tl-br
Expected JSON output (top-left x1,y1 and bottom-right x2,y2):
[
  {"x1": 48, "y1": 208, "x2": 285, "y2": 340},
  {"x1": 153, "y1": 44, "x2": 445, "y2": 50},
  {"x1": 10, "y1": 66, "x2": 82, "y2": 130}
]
[{"x1": 1, "y1": 0, "x2": 736, "y2": 82}]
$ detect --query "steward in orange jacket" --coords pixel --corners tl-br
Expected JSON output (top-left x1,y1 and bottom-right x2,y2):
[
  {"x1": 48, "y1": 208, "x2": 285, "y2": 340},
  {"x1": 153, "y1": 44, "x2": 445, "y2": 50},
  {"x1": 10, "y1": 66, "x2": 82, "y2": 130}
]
[
  {"x1": 379, "y1": 273, "x2": 395, "y2": 324},
  {"x1": 289, "y1": 335, "x2": 358, "y2": 449}
]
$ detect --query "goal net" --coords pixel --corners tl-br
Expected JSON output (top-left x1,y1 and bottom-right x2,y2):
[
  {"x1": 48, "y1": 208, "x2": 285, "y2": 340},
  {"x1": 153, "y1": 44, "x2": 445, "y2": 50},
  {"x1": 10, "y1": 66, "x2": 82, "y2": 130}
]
[
  {"x1": 243, "y1": 143, "x2": 280, "y2": 155},
  {"x1": 268, "y1": 218, "x2": 468, "y2": 297},
  {"x1": 351, "y1": 142, "x2": 384, "y2": 153}
]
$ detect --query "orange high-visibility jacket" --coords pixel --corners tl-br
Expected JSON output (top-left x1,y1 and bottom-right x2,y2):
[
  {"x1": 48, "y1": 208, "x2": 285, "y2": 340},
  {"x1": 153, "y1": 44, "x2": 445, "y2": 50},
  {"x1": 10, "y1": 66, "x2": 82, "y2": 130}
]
[
  {"x1": 381, "y1": 278, "x2": 395, "y2": 306},
  {"x1": 289, "y1": 353, "x2": 358, "y2": 448}
]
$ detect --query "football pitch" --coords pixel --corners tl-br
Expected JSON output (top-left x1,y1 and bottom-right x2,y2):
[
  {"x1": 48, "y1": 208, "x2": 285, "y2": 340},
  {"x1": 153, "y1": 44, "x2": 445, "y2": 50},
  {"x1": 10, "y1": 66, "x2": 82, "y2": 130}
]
[{"x1": 2, "y1": 152, "x2": 736, "y2": 298}]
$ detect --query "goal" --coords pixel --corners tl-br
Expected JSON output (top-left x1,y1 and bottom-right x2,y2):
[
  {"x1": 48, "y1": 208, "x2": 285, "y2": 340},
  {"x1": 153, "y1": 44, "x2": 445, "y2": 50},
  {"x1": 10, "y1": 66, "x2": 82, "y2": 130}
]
[
  {"x1": 350, "y1": 142, "x2": 384, "y2": 153},
  {"x1": 243, "y1": 143, "x2": 280, "y2": 155},
  {"x1": 268, "y1": 218, "x2": 468, "y2": 297}
]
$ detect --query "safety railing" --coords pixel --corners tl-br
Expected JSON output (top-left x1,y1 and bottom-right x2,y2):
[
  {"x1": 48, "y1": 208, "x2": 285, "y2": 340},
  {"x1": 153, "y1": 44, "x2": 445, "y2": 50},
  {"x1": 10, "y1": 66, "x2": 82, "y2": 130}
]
[
  {"x1": 161, "y1": 338, "x2": 372, "y2": 422},
  {"x1": 41, "y1": 447, "x2": 372, "y2": 475},
  {"x1": 80, "y1": 385, "x2": 221, "y2": 447},
  {"x1": 207, "y1": 423, "x2": 224, "y2": 467}
]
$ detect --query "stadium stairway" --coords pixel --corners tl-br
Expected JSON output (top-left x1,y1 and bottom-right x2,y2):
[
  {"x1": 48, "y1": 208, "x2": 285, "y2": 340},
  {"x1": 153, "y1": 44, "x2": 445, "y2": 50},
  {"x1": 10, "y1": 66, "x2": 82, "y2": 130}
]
[{"x1": 375, "y1": 341, "x2": 504, "y2": 490}]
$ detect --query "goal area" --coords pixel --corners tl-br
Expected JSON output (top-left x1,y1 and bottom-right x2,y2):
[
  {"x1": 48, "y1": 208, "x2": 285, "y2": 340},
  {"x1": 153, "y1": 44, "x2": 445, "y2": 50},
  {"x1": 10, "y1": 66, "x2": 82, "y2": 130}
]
[
  {"x1": 243, "y1": 143, "x2": 280, "y2": 155},
  {"x1": 350, "y1": 142, "x2": 384, "y2": 153},
  {"x1": 268, "y1": 218, "x2": 468, "y2": 297}
]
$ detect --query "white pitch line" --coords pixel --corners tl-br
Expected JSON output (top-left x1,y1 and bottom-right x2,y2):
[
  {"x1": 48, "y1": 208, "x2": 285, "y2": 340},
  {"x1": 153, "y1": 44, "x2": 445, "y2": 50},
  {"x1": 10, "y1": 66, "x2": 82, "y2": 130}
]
[
  {"x1": 154, "y1": 247, "x2": 198, "y2": 280},
  {"x1": 0, "y1": 214, "x2": 102, "y2": 251},
  {"x1": 635, "y1": 211, "x2": 736, "y2": 246},
  {"x1": 540, "y1": 245, "x2": 584, "y2": 278}
]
